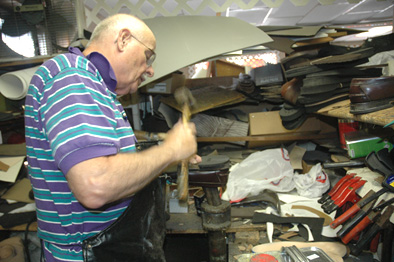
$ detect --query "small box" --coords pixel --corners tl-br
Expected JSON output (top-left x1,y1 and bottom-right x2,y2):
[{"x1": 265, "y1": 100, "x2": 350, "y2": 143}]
[
  {"x1": 345, "y1": 131, "x2": 393, "y2": 159},
  {"x1": 141, "y1": 74, "x2": 185, "y2": 94}
]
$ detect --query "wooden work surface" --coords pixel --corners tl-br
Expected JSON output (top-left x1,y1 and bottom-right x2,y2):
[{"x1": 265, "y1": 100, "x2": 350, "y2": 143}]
[
  {"x1": 0, "y1": 221, "x2": 37, "y2": 231},
  {"x1": 317, "y1": 99, "x2": 394, "y2": 128},
  {"x1": 1, "y1": 214, "x2": 266, "y2": 234},
  {"x1": 166, "y1": 212, "x2": 268, "y2": 235}
]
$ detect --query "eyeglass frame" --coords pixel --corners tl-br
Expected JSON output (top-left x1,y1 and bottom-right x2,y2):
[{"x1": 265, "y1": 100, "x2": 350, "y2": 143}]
[{"x1": 115, "y1": 34, "x2": 156, "y2": 66}]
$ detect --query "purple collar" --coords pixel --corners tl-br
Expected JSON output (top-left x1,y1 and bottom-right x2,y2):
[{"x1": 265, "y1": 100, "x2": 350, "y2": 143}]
[{"x1": 68, "y1": 47, "x2": 117, "y2": 93}]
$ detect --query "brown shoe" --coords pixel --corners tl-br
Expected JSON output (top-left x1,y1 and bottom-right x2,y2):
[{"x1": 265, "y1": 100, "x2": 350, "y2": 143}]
[{"x1": 349, "y1": 76, "x2": 394, "y2": 114}]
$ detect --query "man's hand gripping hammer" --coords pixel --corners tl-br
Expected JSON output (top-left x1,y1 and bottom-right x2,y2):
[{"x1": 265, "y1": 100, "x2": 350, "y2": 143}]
[{"x1": 174, "y1": 86, "x2": 196, "y2": 201}]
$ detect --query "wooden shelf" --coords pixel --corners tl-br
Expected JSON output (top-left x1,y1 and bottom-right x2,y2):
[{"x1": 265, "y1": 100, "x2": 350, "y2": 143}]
[{"x1": 316, "y1": 99, "x2": 394, "y2": 128}]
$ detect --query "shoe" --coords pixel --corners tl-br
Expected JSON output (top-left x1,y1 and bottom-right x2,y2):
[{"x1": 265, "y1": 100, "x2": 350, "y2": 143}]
[
  {"x1": 281, "y1": 77, "x2": 302, "y2": 105},
  {"x1": 349, "y1": 76, "x2": 394, "y2": 114}
]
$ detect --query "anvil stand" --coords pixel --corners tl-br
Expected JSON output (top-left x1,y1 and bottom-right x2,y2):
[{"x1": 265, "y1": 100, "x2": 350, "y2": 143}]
[
  {"x1": 200, "y1": 186, "x2": 231, "y2": 262},
  {"x1": 181, "y1": 158, "x2": 232, "y2": 262}
]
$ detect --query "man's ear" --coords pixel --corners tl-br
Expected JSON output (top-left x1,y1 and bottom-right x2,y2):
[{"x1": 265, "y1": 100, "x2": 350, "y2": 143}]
[{"x1": 116, "y1": 29, "x2": 132, "y2": 51}]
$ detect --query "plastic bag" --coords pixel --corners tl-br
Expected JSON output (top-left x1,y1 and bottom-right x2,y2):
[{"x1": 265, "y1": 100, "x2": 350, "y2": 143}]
[
  {"x1": 293, "y1": 163, "x2": 330, "y2": 198},
  {"x1": 222, "y1": 148, "x2": 295, "y2": 202}
]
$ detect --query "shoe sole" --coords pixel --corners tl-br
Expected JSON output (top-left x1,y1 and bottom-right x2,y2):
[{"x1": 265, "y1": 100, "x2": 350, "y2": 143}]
[{"x1": 350, "y1": 97, "x2": 394, "y2": 114}]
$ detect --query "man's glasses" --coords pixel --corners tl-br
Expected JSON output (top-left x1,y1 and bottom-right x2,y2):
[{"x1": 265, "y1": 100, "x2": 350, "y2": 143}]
[{"x1": 129, "y1": 34, "x2": 156, "y2": 66}]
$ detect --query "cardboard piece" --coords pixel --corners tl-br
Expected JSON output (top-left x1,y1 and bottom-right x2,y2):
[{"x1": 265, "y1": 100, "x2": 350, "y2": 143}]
[
  {"x1": 258, "y1": 26, "x2": 322, "y2": 37},
  {"x1": 0, "y1": 143, "x2": 26, "y2": 156},
  {"x1": 248, "y1": 111, "x2": 322, "y2": 148},
  {"x1": 142, "y1": 16, "x2": 272, "y2": 87},
  {"x1": 160, "y1": 86, "x2": 245, "y2": 115},
  {"x1": 0, "y1": 156, "x2": 24, "y2": 183},
  {"x1": 1, "y1": 178, "x2": 34, "y2": 203},
  {"x1": 249, "y1": 111, "x2": 321, "y2": 136},
  {"x1": 140, "y1": 73, "x2": 185, "y2": 94},
  {"x1": 345, "y1": 131, "x2": 393, "y2": 159},
  {"x1": 0, "y1": 160, "x2": 10, "y2": 172}
]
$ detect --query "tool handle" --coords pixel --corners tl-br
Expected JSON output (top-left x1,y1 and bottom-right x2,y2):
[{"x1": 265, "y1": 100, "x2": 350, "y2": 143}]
[
  {"x1": 177, "y1": 103, "x2": 191, "y2": 201},
  {"x1": 330, "y1": 176, "x2": 361, "y2": 203},
  {"x1": 177, "y1": 160, "x2": 189, "y2": 201},
  {"x1": 351, "y1": 223, "x2": 381, "y2": 256},
  {"x1": 318, "y1": 173, "x2": 355, "y2": 204},
  {"x1": 330, "y1": 204, "x2": 361, "y2": 228},
  {"x1": 182, "y1": 104, "x2": 191, "y2": 124},
  {"x1": 333, "y1": 180, "x2": 366, "y2": 206},
  {"x1": 329, "y1": 173, "x2": 356, "y2": 194},
  {"x1": 336, "y1": 209, "x2": 368, "y2": 238},
  {"x1": 341, "y1": 215, "x2": 373, "y2": 244}
]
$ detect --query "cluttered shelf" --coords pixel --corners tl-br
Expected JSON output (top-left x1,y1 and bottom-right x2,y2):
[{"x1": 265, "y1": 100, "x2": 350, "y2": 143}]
[{"x1": 316, "y1": 99, "x2": 394, "y2": 128}]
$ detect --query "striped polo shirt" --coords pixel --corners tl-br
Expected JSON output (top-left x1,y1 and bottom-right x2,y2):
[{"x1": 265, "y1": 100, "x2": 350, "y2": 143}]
[{"x1": 25, "y1": 47, "x2": 137, "y2": 261}]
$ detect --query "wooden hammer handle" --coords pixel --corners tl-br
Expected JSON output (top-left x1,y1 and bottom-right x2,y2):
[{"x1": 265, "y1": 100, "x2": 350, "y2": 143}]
[{"x1": 177, "y1": 104, "x2": 191, "y2": 201}]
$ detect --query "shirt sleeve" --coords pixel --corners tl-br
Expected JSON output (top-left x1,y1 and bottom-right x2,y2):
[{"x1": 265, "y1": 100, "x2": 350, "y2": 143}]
[{"x1": 40, "y1": 66, "x2": 122, "y2": 174}]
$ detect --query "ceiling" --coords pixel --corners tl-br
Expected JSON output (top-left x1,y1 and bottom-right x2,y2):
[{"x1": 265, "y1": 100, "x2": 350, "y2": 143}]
[
  {"x1": 81, "y1": 0, "x2": 394, "y2": 32},
  {"x1": 224, "y1": 0, "x2": 393, "y2": 29}
]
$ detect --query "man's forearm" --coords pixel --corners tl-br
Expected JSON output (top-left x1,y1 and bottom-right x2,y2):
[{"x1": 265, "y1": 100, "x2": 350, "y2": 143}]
[{"x1": 67, "y1": 143, "x2": 176, "y2": 209}]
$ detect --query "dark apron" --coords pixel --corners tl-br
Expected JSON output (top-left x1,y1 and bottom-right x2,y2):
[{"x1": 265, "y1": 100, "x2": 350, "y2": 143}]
[{"x1": 82, "y1": 178, "x2": 166, "y2": 262}]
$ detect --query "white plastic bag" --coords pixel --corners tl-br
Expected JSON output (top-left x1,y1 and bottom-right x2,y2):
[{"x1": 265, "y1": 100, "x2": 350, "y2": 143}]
[
  {"x1": 293, "y1": 163, "x2": 330, "y2": 198},
  {"x1": 222, "y1": 148, "x2": 295, "y2": 202}
]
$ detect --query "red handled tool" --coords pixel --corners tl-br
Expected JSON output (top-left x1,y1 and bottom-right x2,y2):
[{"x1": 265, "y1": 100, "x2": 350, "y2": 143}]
[
  {"x1": 340, "y1": 206, "x2": 381, "y2": 244},
  {"x1": 351, "y1": 205, "x2": 394, "y2": 256},
  {"x1": 323, "y1": 179, "x2": 366, "y2": 214},
  {"x1": 318, "y1": 173, "x2": 356, "y2": 204},
  {"x1": 330, "y1": 190, "x2": 376, "y2": 229},
  {"x1": 330, "y1": 174, "x2": 394, "y2": 226},
  {"x1": 321, "y1": 176, "x2": 361, "y2": 210}
]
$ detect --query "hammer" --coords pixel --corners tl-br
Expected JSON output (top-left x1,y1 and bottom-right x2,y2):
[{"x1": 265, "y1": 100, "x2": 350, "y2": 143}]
[{"x1": 174, "y1": 86, "x2": 196, "y2": 201}]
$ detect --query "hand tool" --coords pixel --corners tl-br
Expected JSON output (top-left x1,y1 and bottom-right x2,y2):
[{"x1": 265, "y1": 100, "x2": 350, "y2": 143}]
[
  {"x1": 318, "y1": 173, "x2": 356, "y2": 204},
  {"x1": 351, "y1": 205, "x2": 394, "y2": 256},
  {"x1": 321, "y1": 175, "x2": 361, "y2": 210},
  {"x1": 340, "y1": 204, "x2": 381, "y2": 244},
  {"x1": 336, "y1": 197, "x2": 394, "y2": 241},
  {"x1": 330, "y1": 174, "x2": 394, "y2": 225},
  {"x1": 323, "y1": 179, "x2": 366, "y2": 214},
  {"x1": 174, "y1": 86, "x2": 196, "y2": 201},
  {"x1": 330, "y1": 190, "x2": 376, "y2": 229},
  {"x1": 322, "y1": 161, "x2": 364, "y2": 169}
]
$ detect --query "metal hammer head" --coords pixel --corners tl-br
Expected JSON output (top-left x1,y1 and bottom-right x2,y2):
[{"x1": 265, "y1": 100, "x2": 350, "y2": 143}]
[{"x1": 174, "y1": 86, "x2": 196, "y2": 108}]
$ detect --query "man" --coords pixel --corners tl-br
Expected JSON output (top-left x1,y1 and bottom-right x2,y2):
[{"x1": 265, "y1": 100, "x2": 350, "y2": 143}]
[{"x1": 25, "y1": 14, "x2": 200, "y2": 261}]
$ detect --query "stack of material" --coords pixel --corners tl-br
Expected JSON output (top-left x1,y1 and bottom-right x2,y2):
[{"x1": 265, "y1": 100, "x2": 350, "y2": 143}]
[{"x1": 277, "y1": 32, "x2": 394, "y2": 130}]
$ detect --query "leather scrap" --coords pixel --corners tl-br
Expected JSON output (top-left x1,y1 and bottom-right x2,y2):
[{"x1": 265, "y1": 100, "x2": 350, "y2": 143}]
[
  {"x1": 291, "y1": 205, "x2": 333, "y2": 226},
  {"x1": 252, "y1": 212, "x2": 324, "y2": 241}
]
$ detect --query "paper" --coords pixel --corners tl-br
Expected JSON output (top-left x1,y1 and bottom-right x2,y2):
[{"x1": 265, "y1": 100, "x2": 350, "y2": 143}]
[
  {"x1": 1, "y1": 178, "x2": 34, "y2": 203},
  {"x1": 0, "y1": 156, "x2": 25, "y2": 183}
]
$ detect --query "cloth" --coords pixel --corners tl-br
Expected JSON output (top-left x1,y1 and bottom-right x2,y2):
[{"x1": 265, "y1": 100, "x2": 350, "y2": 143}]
[
  {"x1": 25, "y1": 47, "x2": 137, "y2": 261},
  {"x1": 82, "y1": 178, "x2": 166, "y2": 262}
]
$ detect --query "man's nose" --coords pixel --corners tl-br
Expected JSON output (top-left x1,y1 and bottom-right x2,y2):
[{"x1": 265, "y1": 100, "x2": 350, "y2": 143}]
[{"x1": 146, "y1": 66, "x2": 154, "y2": 77}]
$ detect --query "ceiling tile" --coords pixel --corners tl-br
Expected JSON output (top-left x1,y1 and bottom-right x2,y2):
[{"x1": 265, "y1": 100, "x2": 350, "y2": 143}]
[
  {"x1": 297, "y1": 3, "x2": 356, "y2": 25},
  {"x1": 332, "y1": 12, "x2": 376, "y2": 25},
  {"x1": 347, "y1": 0, "x2": 393, "y2": 13},
  {"x1": 228, "y1": 8, "x2": 270, "y2": 25},
  {"x1": 269, "y1": 0, "x2": 318, "y2": 18}
]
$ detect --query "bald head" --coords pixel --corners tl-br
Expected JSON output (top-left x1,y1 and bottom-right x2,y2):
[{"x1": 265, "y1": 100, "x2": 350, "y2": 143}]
[
  {"x1": 87, "y1": 14, "x2": 155, "y2": 48},
  {"x1": 83, "y1": 14, "x2": 156, "y2": 95}
]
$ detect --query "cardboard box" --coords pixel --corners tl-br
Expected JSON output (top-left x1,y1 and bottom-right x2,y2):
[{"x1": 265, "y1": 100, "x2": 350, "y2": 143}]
[
  {"x1": 345, "y1": 131, "x2": 393, "y2": 159},
  {"x1": 248, "y1": 111, "x2": 327, "y2": 148},
  {"x1": 141, "y1": 73, "x2": 185, "y2": 94}
]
